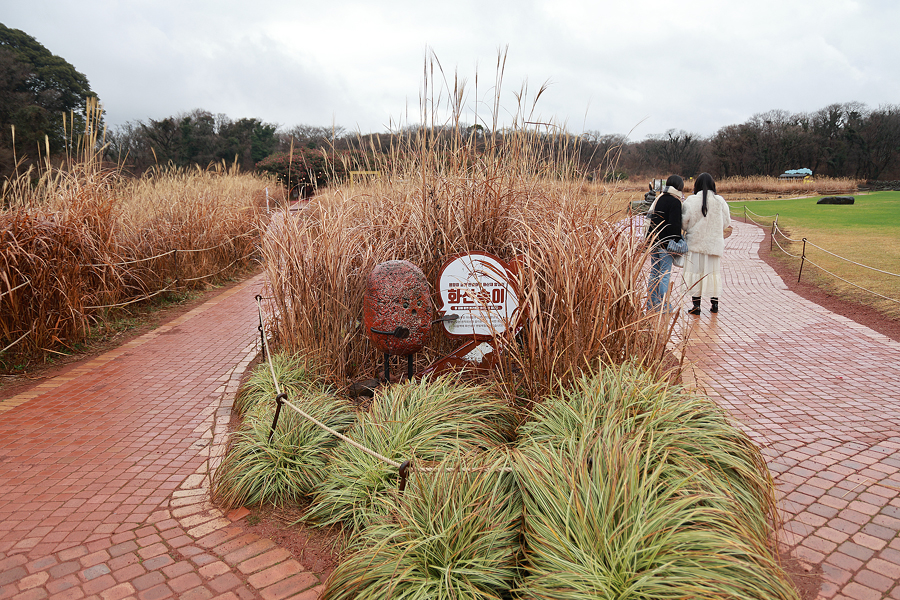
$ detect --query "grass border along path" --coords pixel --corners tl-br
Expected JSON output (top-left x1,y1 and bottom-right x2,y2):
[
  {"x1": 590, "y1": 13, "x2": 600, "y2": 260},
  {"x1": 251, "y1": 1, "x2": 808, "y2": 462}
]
[{"x1": 729, "y1": 191, "x2": 900, "y2": 321}]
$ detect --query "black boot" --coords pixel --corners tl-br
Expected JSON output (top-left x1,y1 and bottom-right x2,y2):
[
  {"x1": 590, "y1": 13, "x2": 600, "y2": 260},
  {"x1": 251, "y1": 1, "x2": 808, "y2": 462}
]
[
  {"x1": 710, "y1": 298, "x2": 719, "y2": 313},
  {"x1": 688, "y1": 297, "x2": 701, "y2": 315}
]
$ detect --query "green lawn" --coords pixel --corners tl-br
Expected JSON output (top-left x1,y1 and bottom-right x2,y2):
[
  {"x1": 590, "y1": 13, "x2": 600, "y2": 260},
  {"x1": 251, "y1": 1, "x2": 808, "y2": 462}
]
[
  {"x1": 730, "y1": 191, "x2": 900, "y2": 233},
  {"x1": 728, "y1": 191, "x2": 900, "y2": 320}
]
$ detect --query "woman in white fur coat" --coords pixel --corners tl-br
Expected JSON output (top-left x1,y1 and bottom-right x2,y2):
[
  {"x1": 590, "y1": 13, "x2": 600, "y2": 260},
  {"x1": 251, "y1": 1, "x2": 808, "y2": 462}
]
[{"x1": 682, "y1": 173, "x2": 731, "y2": 315}]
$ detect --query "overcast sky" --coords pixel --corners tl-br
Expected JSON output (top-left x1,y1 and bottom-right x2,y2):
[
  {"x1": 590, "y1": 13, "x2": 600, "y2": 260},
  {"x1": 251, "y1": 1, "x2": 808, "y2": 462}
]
[{"x1": 4, "y1": 0, "x2": 899, "y2": 140}]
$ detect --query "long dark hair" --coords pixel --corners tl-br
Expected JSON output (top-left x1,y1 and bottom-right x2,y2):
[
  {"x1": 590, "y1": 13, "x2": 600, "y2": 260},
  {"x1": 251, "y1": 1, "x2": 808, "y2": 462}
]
[{"x1": 693, "y1": 172, "x2": 716, "y2": 216}]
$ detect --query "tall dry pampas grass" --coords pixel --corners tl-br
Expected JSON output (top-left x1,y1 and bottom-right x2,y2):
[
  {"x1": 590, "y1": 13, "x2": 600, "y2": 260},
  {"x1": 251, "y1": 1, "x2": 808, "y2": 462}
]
[
  {"x1": 261, "y1": 54, "x2": 670, "y2": 401},
  {"x1": 1, "y1": 100, "x2": 272, "y2": 363}
]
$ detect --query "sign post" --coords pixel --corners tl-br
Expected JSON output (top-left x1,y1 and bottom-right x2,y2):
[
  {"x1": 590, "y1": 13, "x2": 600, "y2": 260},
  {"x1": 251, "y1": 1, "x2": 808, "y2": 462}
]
[{"x1": 420, "y1": 252, "x2": 521, "y2": 375}]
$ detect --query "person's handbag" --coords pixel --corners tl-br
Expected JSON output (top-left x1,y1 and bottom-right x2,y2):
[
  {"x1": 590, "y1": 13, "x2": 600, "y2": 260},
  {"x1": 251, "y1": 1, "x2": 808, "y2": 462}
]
[
  {"x1": 666, "y1": 237, "x2": 687, "y2": 255},
  {"x1": 667, "y1": 237, "x2": 688, "y2": 267}
]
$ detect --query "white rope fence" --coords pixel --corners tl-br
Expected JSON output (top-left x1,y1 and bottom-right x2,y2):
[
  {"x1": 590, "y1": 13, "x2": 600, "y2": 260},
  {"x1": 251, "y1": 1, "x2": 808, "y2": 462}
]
[
  {"x1": 82, "y1": 249, "x2": 175, "y2": 268},
  {"x1": 802, "y1": 239, "x2": 900, "y2": 278},
  {"x1": 80, "y1": 232, "x2": 256, "y2": 267},
  {"x1": 1, "y1": 327, "x2": 33, "y2": 355},
  {"x1": 175, "y1": 232, "x2": 255, "y2": 253},
  {"x1": 749, "y1": 211, "x2": 900, "y2": 305},
  {"x1": 255, "y1": 297, "x2": 401, "y2": 468},
  {"x1": 83, "y1": 284, "x2": 176, "y2": 310},
  {"x1": 734, "y1": 205, "x2": 778, "y2": 228},
  {"x1": 770, "y1": 222, "x2": 802, "y2": 258},
  {"x1": 0, "y1": 279, "x2": 31, "y2": 300},
  {"x1": 800, "y1": 257, "x2": 900, "y2": 304},
  {"x1": 179, "y1": 250, "x2": 257, "y2": 283}
]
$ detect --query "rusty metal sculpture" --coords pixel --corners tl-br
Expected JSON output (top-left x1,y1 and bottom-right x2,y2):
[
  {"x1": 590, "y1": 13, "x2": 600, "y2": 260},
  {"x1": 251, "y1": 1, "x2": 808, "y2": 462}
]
[
  {"x1": 363, "y1": 260, "x2": 432, "y2": 382},
  {"x1": 358, "y1": 254, "x2": 520, "y2": 392}
]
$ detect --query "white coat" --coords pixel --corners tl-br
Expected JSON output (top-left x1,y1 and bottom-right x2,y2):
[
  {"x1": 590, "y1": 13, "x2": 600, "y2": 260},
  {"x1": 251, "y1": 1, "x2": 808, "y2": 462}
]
[{"x1": 682, "y1": 192, "x2": 731, "y2": 256}]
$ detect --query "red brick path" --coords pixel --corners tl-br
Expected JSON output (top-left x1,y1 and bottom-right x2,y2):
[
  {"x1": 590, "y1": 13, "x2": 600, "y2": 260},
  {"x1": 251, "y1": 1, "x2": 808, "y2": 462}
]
[
  {"x1": 0, "y1": 273, "x2": 323, "y2": 600},
  {"x1": 681, "y1": 221, "x2": 900, "y2": 600}
]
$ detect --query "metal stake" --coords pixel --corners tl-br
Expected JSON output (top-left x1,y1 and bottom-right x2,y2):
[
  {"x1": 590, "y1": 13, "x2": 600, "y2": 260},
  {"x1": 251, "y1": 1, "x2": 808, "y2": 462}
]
[
  {"x1": 172, "y1": 249, "x2": 178, "y2": 289},
  {"x1": 398, "y1": 459, "x2": 411, "y2": 493},
  {"x1": 268, "y1": 392, "x2": 287, "y2": 444},
  {"x1": 255, "y1": 294, "x2": 265, "y2": 360},
  {"x1": 798, "y1": 238, "x2": 807, "y2": 282}
]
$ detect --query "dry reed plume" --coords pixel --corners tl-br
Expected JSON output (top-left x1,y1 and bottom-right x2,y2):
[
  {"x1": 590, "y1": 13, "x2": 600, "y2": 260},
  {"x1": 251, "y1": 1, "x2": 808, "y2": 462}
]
[{"x1": 608, "y1": 175, "x2": 859, "y2": 201}]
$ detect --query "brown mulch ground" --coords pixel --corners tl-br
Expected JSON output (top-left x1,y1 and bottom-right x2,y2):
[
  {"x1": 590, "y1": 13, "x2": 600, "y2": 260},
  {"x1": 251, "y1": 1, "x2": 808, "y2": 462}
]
[
  {"x1": 780, "y1": 552, "x2": 823, "y2": 600},
  {"x1": 234, "y1": 505, "x2": 343, "y2": 582}
]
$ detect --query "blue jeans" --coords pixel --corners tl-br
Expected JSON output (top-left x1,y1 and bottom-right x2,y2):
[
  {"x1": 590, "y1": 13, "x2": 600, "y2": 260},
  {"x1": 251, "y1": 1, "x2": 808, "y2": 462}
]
[{"x1": 646, "y1": 246, "x2": 674, "y2": 313}]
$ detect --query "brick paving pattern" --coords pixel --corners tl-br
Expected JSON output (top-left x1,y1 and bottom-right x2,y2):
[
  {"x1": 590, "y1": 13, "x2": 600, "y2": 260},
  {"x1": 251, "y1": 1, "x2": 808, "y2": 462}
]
[
  {"x1": 681, "y1": 221, "x2": 900, "y2": 600},
  {"x1": 0, "y1": 273, "x2": 323, "y2": 600},
  {"x1": 2, "y1": 220, "x2": 899, "y2": 599}
]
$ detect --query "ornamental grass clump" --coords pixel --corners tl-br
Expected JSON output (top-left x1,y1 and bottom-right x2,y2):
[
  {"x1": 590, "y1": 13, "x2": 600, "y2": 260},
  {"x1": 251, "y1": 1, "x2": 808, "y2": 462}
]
[
  {"x1": 306, "y1": 376, "x2": 516, "y2": 534},
  {"x1": 515, "y1": 437, "x2": 798, "y2": 600},
  {"x1": 211, "y1": 357, "x2": 354, "y2": 509},
  {"x1": 518, "y1": 363, "x2": 776, "y2": 546},
  {"x1": 232, "y1": 351, "x2": 323, "y2": 417},
  {"x1": 321, "y1": 449, "x2": 521, "y2": 600}
]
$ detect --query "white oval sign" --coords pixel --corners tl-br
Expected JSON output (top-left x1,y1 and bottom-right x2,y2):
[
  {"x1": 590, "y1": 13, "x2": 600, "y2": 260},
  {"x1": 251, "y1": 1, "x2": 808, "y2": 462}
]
[{"x1": 436, "y1": 252, "x2": 519, "y2": 339}]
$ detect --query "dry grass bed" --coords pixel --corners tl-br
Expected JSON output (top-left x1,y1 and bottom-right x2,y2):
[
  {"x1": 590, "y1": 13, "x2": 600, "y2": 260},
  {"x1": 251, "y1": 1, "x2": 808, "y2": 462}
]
[
  {"x1": 609, "y1": 175, "x2": 859, "y2": 204},
  {"x1": 229, "y1": 81, "x2": 798, "y2": 596},
  {"x1": 262, "y1": 139, "x2": 671, "y2": 402},
  {"x1": 714, "y1": 175, "x2": 858, "y2": 197},
  {"x1": 1, "y1": 145, "x2": 274, "y2": 369}
]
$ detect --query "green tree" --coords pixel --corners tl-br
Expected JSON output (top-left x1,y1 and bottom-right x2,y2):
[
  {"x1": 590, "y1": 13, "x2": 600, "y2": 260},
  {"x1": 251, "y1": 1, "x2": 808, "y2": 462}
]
[
  {"x1": 218, "y1": 117, "x2": 277, "y2": 169},
  {"x1": 178, "y1": 109, "x2": 218, "y2": 166},
  {"x1": 280, "y1": 124, "x2": 347, "y2": 152},
  {"x1": 0, "y1": 23, "x2": 98, "y2": 164},
  {"x1": 255, "y1": 147, "x2": 364, "y2": 197}
]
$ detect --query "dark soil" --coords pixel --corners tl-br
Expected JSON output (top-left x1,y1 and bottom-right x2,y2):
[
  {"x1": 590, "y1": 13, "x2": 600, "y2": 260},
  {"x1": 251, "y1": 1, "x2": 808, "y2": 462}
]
[
  {"x1": 233, "y1": 505, "x2": 343, "y2": 581},
  {"x1": 779, "y1": 550, "x2": 823, "y2": 600}
]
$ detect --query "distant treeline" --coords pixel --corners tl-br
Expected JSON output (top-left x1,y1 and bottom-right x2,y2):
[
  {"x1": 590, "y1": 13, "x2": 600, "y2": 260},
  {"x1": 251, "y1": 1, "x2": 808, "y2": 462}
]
[
  {"x1": 100, "y1": 101, "x2": 900, "y2": 184},
  {"x1": 105, "y1": 109, "x2": 281, "y2": 173},
  {"x1": 603, "y1": 103, "x2": 900, "y2": 181},
  {"x1": 6, "y1": 101, "x2": 900, "y2": 185},
  {"x1": 533, "y1": 102, "x2": 900, "y2": 182}
]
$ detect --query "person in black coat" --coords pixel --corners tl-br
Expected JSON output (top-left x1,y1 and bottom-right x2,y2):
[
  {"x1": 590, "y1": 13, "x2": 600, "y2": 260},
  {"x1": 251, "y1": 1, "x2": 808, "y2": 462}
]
[{"x1": 645, "y1": 174, "x2": 684, "y2": 312}]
